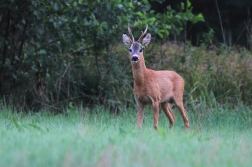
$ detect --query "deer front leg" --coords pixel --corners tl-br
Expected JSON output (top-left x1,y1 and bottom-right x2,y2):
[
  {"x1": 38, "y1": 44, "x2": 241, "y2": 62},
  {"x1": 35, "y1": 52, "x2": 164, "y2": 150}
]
[
  {"x1": 137, "y1": 104, "x2": 145, "y2": 128},
  {"x1": 135, "y1": 96, "x2": 145, "y2": 128},
  {"x1": 152, "y1": 102, "x2": 160, "y2": 130}
]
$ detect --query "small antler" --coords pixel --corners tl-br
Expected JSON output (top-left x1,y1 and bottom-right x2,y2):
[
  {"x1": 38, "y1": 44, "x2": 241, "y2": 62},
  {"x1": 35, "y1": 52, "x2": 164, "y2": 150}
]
[
  {"x1": 137, "y1": 25, "x2": 148, "y2": 43},
  {"x1": 128, "y1": 25, "x2": 135, "y2": 42}
]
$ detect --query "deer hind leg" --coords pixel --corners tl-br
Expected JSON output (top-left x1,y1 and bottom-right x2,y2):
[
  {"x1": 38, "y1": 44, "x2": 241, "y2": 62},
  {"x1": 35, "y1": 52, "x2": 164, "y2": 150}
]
[
  {"x1": 173, "y1": 96, "x2": 190, "y2": 129},
  {"x1": 152, "y1": 101, "x2": 160, "y2": 130},
  {"x1": 161, "y1": 102, "x2": 175, "y2": 128}
]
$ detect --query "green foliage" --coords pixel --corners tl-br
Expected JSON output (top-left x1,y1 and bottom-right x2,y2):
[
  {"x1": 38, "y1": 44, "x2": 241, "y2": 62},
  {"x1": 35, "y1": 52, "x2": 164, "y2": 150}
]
[
  {"x1": 201, "y1": 28, "x2": 215, "y2": 45},
  {"x1": 0, "y1": 0, "x2": 251, "y2": 112},
  {"x1": 134, "y1": 0, "x2": 204, "y2": 38},
  {"x1": 0, "y1": 0, "x2": 205, "y2": 110}
]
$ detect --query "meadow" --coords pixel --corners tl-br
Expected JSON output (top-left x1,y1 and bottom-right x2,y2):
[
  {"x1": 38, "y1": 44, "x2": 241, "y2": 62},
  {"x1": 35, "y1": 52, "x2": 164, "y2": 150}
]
[
  {"x1": 1, "y1": 105, "x2": 252, "y2": 167},
  {"x1": 1, "y1": 1, "x2": 252, "y2": 167}
]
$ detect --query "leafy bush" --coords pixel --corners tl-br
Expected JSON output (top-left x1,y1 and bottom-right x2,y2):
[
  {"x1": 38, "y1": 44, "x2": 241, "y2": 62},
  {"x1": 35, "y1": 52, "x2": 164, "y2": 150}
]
[{"x1": 1, "y1": 0, "x2": 204, "y2": 111}]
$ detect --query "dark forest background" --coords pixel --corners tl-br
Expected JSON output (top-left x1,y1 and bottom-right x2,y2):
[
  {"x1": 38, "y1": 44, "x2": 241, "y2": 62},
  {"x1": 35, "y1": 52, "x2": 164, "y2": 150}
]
[
  {"x1": 151, "y1": 0, "x2": 252, "y2": 47},
  {"x1": 0, "y1": 0, "x2": 252, "y2": 112}
]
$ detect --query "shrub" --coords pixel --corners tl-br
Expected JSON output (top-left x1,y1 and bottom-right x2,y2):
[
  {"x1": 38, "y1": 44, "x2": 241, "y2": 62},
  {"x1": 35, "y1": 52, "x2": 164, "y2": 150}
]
[{"x1": 0, "y1": 0, "x2": 204, "y2": 111}]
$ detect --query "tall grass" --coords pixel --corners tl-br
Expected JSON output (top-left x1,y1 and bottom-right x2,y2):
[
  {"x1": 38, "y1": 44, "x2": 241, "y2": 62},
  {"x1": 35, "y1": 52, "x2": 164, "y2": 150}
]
[
  {"x1": 3, "y1": 39, "x2": 252, "y2": 111},
  {"x1": 1, "y1": 105, "x2": 252, "y2": 167},
  {"x1": 141, "y1": 41, "x2": 252, "y2": 107}
]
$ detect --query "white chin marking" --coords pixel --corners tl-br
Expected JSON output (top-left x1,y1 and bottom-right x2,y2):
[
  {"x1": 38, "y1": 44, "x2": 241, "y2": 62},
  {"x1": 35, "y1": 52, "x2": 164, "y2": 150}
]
[{"x1": 131, "y1": 60, "x2": 139, "y2": 63}]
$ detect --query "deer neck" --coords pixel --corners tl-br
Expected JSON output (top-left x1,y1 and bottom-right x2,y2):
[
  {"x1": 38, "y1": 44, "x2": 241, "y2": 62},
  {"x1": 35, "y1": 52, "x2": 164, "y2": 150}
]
[{"x1": 131, "y1": 55, "x2": 147, "y2": 86}]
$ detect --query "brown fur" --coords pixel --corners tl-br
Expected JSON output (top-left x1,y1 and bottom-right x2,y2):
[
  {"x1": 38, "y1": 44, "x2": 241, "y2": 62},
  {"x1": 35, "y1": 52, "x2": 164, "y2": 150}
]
[
  {"x1": 132, "y1": 54, "x2": 189, "y2": 129},
  {"x1": 123, "y1": 26, "x2": 189, "y2": 130}
]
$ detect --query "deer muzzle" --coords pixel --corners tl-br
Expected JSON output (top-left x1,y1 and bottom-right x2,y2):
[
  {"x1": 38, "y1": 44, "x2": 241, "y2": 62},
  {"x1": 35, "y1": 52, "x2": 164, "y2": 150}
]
[{"x1": 131, "y1": 54, "x2": 139, "y2": 63}]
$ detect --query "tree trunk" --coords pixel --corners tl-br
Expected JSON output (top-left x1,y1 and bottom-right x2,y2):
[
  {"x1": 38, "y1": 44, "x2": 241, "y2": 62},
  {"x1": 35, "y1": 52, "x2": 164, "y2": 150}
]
[{"x1": 0, "y1": 9, "x2": 11, "y2": 95}]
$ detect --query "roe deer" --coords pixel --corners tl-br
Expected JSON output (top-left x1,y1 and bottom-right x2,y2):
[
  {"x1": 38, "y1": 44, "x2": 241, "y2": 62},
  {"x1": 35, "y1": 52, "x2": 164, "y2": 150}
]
[{"x1": 122, "y1": 25, "x2": 189, "y2": 130}]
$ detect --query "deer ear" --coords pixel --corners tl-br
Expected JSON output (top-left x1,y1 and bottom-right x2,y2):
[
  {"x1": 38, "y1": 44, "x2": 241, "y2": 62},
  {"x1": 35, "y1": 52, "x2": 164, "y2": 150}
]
[
  {"x1": 122, "y1": 34, "x2": 132, "y2": 46},
  {"x1": 142, "y1": 33, "x2": 151, "y2": 46}
]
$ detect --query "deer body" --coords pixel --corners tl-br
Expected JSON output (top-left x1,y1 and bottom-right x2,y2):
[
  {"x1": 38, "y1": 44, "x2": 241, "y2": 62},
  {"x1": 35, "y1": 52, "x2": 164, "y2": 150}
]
[{"x1": 123, "y1": 25, "x2": 189, "y2": 130}]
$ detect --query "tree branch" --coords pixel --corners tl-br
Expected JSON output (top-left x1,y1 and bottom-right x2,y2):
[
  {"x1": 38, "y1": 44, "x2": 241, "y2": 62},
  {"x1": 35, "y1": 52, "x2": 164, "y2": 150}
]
[
  {"x1": 2, "y1": 9, "x2": 11, "y2": 65},
  {"x1": 215, "y1": 0, "x2": 226, "y2": 45},
  {"x1": 18, "y1": 20, "x2": 28, "y2": 59},
  {"x1": 0, "y1": 9, "x2": 11, "y2": 95}
]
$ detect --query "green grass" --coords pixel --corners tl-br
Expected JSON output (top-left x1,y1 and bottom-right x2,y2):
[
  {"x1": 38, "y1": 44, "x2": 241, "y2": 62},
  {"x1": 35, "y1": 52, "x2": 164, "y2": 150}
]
[{"x1": 0, "y1": 105, "x2": 252, "y2": 167}]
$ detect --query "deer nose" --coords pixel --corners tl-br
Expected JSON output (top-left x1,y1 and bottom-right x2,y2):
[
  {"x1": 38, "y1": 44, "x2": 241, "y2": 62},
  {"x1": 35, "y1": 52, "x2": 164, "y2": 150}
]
[{"x1": 131, "y1": 55, "x2": 139, "y2": 62}]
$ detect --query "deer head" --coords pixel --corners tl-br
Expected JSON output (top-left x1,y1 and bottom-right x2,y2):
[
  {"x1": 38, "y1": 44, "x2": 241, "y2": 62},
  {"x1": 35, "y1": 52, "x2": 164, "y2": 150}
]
[{"x1": 122, "y1": 25, "x2": 151, "y2": 63}]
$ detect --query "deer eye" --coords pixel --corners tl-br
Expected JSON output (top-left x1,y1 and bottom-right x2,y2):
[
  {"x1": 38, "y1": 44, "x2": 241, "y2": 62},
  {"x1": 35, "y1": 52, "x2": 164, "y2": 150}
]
[
  {"x1": 129, "y1": 48, "x2": 132, "y2": 52},
  {"x1": 139, "y1": 49, "x2": 142, "y2": 52}
]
